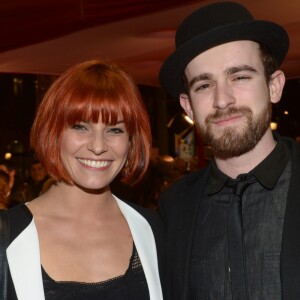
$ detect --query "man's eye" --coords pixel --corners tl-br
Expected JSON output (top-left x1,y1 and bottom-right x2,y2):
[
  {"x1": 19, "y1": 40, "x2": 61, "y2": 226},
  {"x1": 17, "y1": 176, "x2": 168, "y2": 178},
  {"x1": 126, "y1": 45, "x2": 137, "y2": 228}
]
[
  {"x1": 234, "y1": 75, "x2": 250, "y2": 81},
  {"x1": 195, "y1": 83, "x2": 210, "y2": 91}
]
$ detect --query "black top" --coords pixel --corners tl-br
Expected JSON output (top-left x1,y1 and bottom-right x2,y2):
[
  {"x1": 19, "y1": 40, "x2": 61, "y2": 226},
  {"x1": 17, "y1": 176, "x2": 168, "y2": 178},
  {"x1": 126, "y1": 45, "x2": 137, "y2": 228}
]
[{"x1": 42, "y1": 243, "x2": 149, "y2": 300}]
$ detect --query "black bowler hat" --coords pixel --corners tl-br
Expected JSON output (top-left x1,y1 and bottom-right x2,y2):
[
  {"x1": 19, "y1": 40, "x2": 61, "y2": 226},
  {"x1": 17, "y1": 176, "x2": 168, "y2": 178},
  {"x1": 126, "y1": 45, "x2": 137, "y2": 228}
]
[{"x1": 159, "y1": 2, "x2": 289, "y2": 97}]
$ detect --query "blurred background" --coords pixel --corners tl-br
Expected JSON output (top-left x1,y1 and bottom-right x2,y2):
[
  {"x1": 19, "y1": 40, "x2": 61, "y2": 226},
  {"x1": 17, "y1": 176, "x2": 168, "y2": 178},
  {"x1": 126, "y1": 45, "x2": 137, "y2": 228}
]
[{"x1": 0, "y1": 0, "x2": 299, "y2": 208}]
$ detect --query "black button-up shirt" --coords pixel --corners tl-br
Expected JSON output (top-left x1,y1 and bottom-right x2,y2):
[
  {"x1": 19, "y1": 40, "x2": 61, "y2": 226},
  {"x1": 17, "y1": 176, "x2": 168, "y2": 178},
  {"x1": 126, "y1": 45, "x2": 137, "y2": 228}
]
[{"x1": 190, "y1": 138, "x2": 291, "y2": 299}]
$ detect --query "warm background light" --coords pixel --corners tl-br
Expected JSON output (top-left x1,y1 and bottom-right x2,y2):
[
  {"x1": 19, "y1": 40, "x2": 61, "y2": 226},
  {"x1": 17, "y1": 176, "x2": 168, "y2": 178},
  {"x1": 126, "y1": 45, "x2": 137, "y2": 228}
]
[
  {"x1": 4, "y1": 152, "x2": 12, "y2": 160},
  {"x1": 270, "y1": 122, "x2": 278, "y2": 131}
]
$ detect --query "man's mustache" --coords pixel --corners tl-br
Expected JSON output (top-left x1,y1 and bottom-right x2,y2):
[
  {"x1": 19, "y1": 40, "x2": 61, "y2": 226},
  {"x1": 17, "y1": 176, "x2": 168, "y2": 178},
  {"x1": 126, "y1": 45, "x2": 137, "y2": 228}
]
[{"x1": 206, "y1": 106, "x2": 252, "y2": 124}]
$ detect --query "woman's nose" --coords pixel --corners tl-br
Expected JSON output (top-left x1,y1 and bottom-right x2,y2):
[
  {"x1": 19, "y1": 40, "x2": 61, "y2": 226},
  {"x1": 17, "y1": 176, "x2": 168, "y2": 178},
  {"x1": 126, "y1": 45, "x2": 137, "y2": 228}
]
[{"x1": 87, "y1": 134, "x2": 108, "y2": 155}]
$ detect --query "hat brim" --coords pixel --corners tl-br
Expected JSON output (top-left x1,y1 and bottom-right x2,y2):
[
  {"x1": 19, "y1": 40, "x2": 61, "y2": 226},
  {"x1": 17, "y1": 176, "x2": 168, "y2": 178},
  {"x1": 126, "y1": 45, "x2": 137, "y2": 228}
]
[{"x1": 159, "y1": 20, "x2": 289, "y2": 98}]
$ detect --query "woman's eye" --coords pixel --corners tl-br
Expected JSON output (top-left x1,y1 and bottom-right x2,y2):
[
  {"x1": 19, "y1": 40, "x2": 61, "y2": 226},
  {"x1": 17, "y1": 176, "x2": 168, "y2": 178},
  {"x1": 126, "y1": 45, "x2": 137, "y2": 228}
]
[
  {"x1": 71, "y1": 124, "x2": 87, "y2": 131},
  {"x1": 108, "y1": 127, "x2": 124, "y2": 134}
]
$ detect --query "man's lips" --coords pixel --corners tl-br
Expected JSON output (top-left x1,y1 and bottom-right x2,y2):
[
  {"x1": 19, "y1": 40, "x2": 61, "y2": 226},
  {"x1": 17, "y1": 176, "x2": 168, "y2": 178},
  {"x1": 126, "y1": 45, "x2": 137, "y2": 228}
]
[{"x1": 211, "y1": 114, "x2": 243, "y2": 126}]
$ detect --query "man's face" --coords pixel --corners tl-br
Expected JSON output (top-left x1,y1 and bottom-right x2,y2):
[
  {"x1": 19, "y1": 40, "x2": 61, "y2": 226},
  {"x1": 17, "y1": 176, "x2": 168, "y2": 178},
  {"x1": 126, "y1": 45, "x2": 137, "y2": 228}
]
[{"x1": 180, "y1": 40, "x2": 284, "y2": 159}]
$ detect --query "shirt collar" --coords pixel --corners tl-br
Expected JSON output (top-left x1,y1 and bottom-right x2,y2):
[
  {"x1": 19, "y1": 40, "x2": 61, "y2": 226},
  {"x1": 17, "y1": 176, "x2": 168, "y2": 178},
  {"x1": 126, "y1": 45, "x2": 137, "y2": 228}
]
[
  {"x1": 207, "y1": 160, "x2": 227, "y2": 195},
  {"x1": 251, "y1": 136, "x2": 290, "y2": 189},
  {"x1": 208, "y1": 135, "x2": 290, "y2": 195}
]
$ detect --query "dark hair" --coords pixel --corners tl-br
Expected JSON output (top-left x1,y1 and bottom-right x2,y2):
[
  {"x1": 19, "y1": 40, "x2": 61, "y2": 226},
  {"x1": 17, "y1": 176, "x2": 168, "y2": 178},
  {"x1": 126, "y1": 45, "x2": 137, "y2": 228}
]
[
  {"x1": 258, "y1": 43, "x2": 279, "y2": 82},
  {"x1": 31, "y1": 60, "x2": 151, "y2": 185}
]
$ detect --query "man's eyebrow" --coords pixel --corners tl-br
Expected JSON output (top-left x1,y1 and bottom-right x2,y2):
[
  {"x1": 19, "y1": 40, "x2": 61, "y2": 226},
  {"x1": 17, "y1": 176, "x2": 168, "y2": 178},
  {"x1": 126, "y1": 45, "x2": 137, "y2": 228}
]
[
  {"x1": 188, "y1": 65, "x2": 257, "y2": 88},
  {"x1": 189, "y1": 72, "x2": 213, "y2": 88},
  {"x1": 225, "y1": 65, "x2": 258, "y2": 75}
]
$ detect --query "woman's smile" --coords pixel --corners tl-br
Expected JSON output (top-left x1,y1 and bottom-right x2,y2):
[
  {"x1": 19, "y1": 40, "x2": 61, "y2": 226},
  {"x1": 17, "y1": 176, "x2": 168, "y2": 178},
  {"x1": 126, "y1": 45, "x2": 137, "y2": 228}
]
[{"x1": 77, "y1": 158, "x2": 112, "y2": 169}]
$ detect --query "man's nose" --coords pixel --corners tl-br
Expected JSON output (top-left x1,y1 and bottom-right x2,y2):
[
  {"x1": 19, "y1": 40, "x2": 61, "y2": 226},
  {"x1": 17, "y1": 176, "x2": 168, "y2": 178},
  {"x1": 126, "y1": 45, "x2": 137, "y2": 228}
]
[{"x1": 213, "y1": 83, "x2": 236, "y2": 109}]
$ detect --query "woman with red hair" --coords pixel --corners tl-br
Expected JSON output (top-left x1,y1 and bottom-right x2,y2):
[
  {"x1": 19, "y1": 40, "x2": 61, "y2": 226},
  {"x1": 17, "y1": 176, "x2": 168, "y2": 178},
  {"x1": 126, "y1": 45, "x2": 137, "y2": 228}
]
[{"x1": 5, "y1": 60, "x2": 164, "y2": 299}]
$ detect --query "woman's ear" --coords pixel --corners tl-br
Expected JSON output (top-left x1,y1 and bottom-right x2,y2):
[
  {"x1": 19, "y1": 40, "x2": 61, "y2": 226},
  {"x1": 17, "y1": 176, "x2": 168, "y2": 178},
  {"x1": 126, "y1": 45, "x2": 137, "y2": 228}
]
[
  {"x1": 269, "y1": 70, "x2": 285, "y2": 104},
  {"x1": 179, "y1": 93, "x2": 194, "y2": 120}
]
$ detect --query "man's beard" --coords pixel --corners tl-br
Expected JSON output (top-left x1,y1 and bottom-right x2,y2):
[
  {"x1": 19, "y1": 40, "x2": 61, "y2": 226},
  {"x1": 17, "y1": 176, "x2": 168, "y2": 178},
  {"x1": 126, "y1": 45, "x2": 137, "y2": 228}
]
[{"x1": 197, "y1": 101, "x2": 272, "y2": 159}]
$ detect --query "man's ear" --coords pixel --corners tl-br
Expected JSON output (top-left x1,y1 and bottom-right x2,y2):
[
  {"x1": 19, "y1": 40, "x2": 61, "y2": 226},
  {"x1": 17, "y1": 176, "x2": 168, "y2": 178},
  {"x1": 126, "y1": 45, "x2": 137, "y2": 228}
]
[
  {"x1": 269, "y1": 70, "x2": 285, "y2": 104},
  {"x1": 179, "y1": 93, "x2": 194, "y2": 120}
]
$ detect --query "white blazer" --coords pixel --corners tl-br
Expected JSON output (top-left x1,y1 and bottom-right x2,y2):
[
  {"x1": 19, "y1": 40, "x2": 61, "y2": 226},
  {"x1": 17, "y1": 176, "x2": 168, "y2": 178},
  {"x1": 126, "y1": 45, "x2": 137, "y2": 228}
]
[{"x1": 7, "y1": 196, "x2": 163, "y2": 300}]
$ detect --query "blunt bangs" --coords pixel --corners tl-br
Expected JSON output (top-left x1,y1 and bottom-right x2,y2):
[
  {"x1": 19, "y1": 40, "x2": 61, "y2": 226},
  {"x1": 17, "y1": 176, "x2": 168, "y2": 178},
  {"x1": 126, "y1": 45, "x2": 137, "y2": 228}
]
[
  {"x1": 63, "y1": 88, "x2": 135, "y2": 135},
  {"x1": 60, "y1": 64, "x2": 139, "y2": 136}
]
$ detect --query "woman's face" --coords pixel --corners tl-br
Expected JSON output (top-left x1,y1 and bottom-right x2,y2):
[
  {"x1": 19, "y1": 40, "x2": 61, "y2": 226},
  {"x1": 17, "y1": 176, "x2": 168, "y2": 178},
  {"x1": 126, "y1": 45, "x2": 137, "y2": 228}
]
[{"x1": 60, "y1": 116, "x2": 130, "y2": 190}]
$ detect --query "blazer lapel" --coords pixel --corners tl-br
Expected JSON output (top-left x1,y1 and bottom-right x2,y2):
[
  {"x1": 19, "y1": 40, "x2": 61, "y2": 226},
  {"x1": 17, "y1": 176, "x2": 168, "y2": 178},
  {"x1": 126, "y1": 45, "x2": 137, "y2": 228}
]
[
  {"x1": 7, "y1": 199, "x2": 163, "y2": 300},
  {"x1": 7, "y1": 219, "x2": 45, "y2": 300},
  {"x1": 281, "y1": 139, "x2": 300, "y2": 299},
  {"x1": 176, "y1": 169, "x2": 210, "y2": 299},
  {"x1": 115, "y1": 196, "x2": 163, "y2": 300}
]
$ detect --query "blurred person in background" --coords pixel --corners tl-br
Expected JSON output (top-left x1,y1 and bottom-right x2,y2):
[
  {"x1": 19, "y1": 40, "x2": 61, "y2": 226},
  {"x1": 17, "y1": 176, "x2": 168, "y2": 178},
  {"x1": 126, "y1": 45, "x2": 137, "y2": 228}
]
[
  {"x1": 0, "y1": 160, "x2": 17, "y2": 193},
  {"x1": 0, "y1": 169, "x2": 10, "y2": 209},
  {"x1": 26, "y1": 160, "x2": 49, "y2": 199},
  {"x1": 9, "y1": 160, "x2": 49, "y2": 206}
]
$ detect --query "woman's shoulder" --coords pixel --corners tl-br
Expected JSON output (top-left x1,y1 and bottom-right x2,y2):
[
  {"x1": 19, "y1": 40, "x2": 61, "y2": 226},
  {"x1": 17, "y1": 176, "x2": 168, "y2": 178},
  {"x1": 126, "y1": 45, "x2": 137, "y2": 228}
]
[
  {"x1": 126, "y1": 201, "x2": 165, "y2": 238},
  {"x1": 115, "y1": 197, "x2": 165, "y2": 238},
  {"x1": 7, "y1": 203, "x2": 33, "y2": 243}
]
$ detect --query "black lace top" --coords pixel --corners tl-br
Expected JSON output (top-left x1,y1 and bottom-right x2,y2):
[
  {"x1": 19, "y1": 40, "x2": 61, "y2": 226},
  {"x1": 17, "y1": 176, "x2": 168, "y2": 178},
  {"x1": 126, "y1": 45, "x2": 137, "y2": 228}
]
[{"x1": 42, "y1": 244, "x2": 150, "y2": 300}]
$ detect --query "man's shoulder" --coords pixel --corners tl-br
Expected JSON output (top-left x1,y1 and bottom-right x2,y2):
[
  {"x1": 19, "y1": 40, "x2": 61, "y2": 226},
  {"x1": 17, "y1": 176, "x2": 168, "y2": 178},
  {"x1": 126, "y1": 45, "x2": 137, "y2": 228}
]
[
  {"x1": 158, "y1": 166, "x2": 210, "y2": 209},
  {"x1": 281, "y1": 135, "x2": 300, "y2": 149},
  {"x1": 165, "y1": 167, "x2": 209, "y2": 194},
  {"x1": 278, "y1": 135, "x2": 300, "y2": 159}
]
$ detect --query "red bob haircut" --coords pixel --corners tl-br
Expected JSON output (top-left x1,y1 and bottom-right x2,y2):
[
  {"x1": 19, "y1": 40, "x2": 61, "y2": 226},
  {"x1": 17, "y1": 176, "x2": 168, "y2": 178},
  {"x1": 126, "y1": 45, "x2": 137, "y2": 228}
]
[{"x1": 30, "y1": 60, "x2": 152, "y2": 185}]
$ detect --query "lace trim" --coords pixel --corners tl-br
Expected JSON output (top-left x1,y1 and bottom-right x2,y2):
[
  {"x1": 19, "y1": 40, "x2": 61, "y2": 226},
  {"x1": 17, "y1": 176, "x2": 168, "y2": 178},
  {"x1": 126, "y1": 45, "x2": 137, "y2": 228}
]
[
  {"x1": 131, "y1": 248, "x2": 142, "y2": 270},
  {"x1": 54, "y1": 273, "x2": 125, "y2": 286},
  {"x1": 42, "y1": 243, "x2": 142, "y2": 286}
]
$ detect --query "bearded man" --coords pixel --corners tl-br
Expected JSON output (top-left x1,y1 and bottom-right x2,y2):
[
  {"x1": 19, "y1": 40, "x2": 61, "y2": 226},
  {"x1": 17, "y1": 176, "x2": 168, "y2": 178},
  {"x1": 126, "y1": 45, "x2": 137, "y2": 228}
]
[{"x1": 159, "y1": 2, "x2": 300, "y2": 300}]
